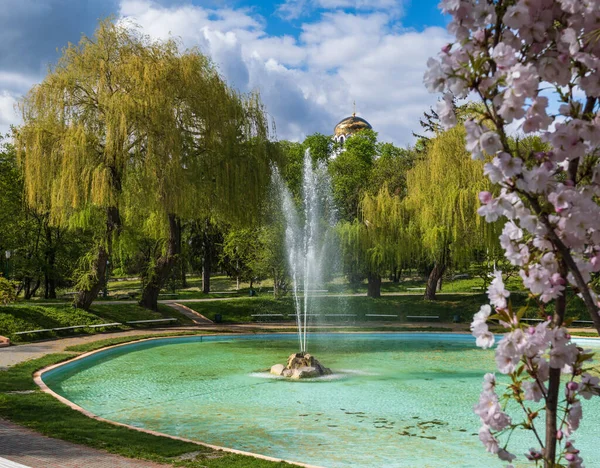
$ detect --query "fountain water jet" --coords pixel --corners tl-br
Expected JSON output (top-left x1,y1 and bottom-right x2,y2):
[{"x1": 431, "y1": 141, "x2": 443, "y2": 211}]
[{"x1": 271, "y1": 149, "x2": 336, "y2": 378}]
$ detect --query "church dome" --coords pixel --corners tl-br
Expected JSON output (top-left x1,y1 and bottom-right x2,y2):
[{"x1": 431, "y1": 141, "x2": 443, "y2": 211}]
[{"x1": 334, "y1": 115, "x2": 372, "y2": 137}]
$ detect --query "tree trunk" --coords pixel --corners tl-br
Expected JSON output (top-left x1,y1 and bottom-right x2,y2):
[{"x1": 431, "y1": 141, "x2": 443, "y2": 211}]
[
  {"x1": 75, "y1": 206, "x2": 120, "y2": 310},
  {"x1": 178, "y1": 220, "x2": 187, "y2": 288},
  {"x1": 367, "y1": 272, "x2": 381, "y2": 298},
  {"x1": 202, "y1": 262, "x2": 211, "y2": 294},
  {"x1": 24, "y1": 278, "x2": 40, "y2": 299},
  {"x1": 180, "y1": 262, "x2": 187, "y2": 288},
  {"x1": 44, "y1": 225, "x2": 57, "y2": 299},
  {"x1": 202, "y1": 219, "x2": 211, "y2": 294},
  {"x1": 139, "y1": 214, "x2": 181, "y2": 311},
  {"x1": 545, "y1": 269, "x2": 567, "y2": 467},
  {"x1": 272, "y1": 269, "x2": 279, "y2": 297},
  {"x1": 425, "y1": 262, "x2": 446, "y2": 300}
]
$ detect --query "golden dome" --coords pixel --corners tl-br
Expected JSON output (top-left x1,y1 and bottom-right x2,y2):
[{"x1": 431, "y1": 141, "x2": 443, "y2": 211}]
[{"x1": 334, "y1": 115, "x2": 372, "y2": 137}]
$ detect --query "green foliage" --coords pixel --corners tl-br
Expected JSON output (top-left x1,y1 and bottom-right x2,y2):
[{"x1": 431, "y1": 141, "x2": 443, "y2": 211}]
[
  {"x1": 0, "y1": 276, "x2": 17, "y2": 305},
  {"x1": 276, "y1": 140, "x2": 305, "y2": 199},
  {"x1": 0, "y1": 303, "x2": 190, "y2": 338},
  {"x1": 276, "y1": 133, "x2": 332, "y2": 201},
  {"x1": 404, "y1": 125, "x2": 498, "y2": 267},
  {"x1": 17, "y1": 20, "x2": 275, "y2": 306},
  {"x1": 356, "y1": 186, "x2": 421, "y2": 273},
  {"x1": 221, "y1": 229, "x2": 265, "y2": 284},
  {"x1": 329, "y1": 129, "x2": 377, "y2": 220},
  {"x1": 303, "y1": 133, "x2": 332, "y2": 164},
  {"x1": 0, "y1": 142, "x2": 22, "y2": 251},
  {"x1": 369, "y1": 144, "x2": 419, "y2": 197},
  {"x1": 220, "y1": 224, "x2": 287, "y2": 291}
]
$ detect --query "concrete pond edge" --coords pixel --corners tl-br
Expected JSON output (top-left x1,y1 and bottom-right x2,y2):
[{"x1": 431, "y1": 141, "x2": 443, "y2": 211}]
[{"x1": 33, "y1": 333, "x2": 321, "y2": 468}]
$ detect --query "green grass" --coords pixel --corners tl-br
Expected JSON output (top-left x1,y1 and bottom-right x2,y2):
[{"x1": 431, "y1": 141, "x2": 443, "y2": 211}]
[
  {"x1": 185, "y1": 294, "x2": 492, "y2": 323},
  {"x1": 102, "y1": 273, "x2": 524, "y2": 301},
  {"x1": 0, "y1": 303, "x2": 194, "y2": 340},
  {"x1": 184, "y1": 293, "x2": 594, "y2": 326},
  {"x1": 90, "y1": 303, "x2": 193, "y2": 324},
  {"x1": 0, "y1": 352, "x2": 288, "y2": 467},
  {"x1": 0, "y1": 305, "x2": 105, "y2": 336}
]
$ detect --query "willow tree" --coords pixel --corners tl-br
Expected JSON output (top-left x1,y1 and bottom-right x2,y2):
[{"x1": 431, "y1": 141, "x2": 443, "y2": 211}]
[
  {"x1": 404, "y1": 125, "x2": 496, "y2": 300},
  {"x1": 339, "y1": 185, "x2": 418, "y2": 297},
  {"x1": 18, "y1": 20, "x2": 274, "y2": 310},
  {"x1": 17, "y1": 22, "x2": 156, "y2": 308},
  {"x1": 117, "y1": 42, "x2": 268, "y2": 307}
]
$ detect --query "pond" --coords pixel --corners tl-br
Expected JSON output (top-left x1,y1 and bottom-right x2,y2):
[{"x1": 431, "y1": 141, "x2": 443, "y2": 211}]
[{"x1": 42, "y1": 333, "x2": 600, "y2": 467}]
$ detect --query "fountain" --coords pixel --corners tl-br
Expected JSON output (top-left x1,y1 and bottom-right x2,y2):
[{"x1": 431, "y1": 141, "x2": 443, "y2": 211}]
[{"x1": 270, "y1": 149, "x2": 336, "y2": 378}]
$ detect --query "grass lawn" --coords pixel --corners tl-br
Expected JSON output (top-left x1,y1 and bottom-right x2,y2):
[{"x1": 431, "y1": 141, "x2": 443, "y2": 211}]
[
  {"x1": 0, "y1": 303, "x2": 195, "y2": 341},
  {"x1": 185, "y1": 292, "x2": 595, "y2": 327},
  {"x1": 99, "y1": 273, "x2": 525, "y2": 301},
  {"x1": 0, "y1": 352, "x2": 288, "y2": 467},
  {"x1": 185, "y1": 294, "x2": 493, "y2": 323}
]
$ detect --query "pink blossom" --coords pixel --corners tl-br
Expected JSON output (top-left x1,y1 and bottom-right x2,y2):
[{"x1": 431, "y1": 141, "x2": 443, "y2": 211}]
[
  {"x1": 487, "y1": 270, "x2": 510, "y2": 309},
  {"x1": 525, "y1": 448, "x2": 544, "y2": 461},
  {"x1": 523, "y1": 380, "x2": 546, "y2": 402},
  {"x1": 478, "y1": 426, "x2": 499, "y2": 454},
  {"x1": 566, "y1": 401, "x2": 582, "y2": 433},
  {"x1": 465, "y1": 119, "x2": 484, "y2": 160},
  {"x1": 424, "y1": 1, "x2": 600, "y2": 462},
  {"x1": 436, "y1": 93, "x2": 457, "y2": 129},
  {"x1": 495, "y1": 336, "x2": 523, "y2": 374},
  {"x1": 494, "y1": 152, "x2": 523, "y2": 178},
  {"x1": 423, "y1": 58, "x2": 445, "y2": 93},
  {"x1": 479, "y1": 191, "x2": 492, "y2": 204},
  {"x1": 579, "y1": 373, "x2": 600, "y2": 399},
  {"x1": 498, "y1": 90, "x2": 526, "y2": 123},
  {"x1": 497, "y1": 448, "x2": 516, "y2": 462},
  {"x1": 561, "y1": 28, "x2": 580, "y2": 55},
  {"x1": 506, "y1": 64, "x2": 538, "y2": 98},
  {"x1": 482, "y1": 373, "x2": 496, "y2": 392},
  {"x1": 475, "y1": 386, "x2": 512, "y2": 431},
  {"x1": 476, "y1": 331, "x2": 495, "y2": 349},
  {"x1": 492, "y1": 43, "x2": 518, "y2": 70},
  {"x1": 503, "y1": 3, "x2": 531, "y2": 29},
  {"x1": 523, "y1": 96, "x2": 553, "y2": 133}
]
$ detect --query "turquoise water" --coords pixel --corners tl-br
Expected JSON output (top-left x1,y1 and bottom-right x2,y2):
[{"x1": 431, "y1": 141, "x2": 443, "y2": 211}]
[{"x1": 43, "y1": 333, "x2": 600, "y2": 467}]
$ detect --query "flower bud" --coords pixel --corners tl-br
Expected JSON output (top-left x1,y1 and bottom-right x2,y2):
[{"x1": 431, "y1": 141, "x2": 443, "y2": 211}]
[
  {"x1": 479, "y1": 191, "x2": 492, "y2": 204},
  {"x1": 567, "y1": 381, "x2": 579, "y2": 391}
]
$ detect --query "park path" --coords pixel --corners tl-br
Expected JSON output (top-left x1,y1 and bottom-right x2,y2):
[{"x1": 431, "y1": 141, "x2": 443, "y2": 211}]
[
  {"x1": 0, "y1": 419, "x2": 168, "y2": 468},
  {"x1": 0, "y1": 326, "x2": 202, "y2": 370},
  {"x1": 167, "y1": 303, "x2": 213, "y2": 325}
]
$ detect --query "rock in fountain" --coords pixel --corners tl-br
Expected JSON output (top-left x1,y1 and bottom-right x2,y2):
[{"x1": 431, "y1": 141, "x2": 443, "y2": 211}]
[{"x1": 270, "y1": 352, "x2": 332, "y2": 379}]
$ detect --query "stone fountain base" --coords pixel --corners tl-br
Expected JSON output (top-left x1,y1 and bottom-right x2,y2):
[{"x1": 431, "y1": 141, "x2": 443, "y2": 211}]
[{"x1": 270, "y1": 352, "x2": 332, "y2": 379}]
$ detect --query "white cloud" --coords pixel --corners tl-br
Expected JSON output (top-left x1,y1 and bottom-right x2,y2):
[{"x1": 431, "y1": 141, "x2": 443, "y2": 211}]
[
  {"x1": 118, "y1": 0, "x2": 449, "y2": 146},
  {"x1": 0, "y1": 91, "x2": 20, "y2": 137},
  {"x1": 0, "y1": 71, "x2": 34, "y2": 136}
]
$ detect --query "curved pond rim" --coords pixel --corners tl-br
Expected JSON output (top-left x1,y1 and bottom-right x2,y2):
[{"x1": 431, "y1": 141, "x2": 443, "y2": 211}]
[
  {"x1": 33, "y1": 331, "x2": 600, "y2": 468},
  {"x1": 33, "y1": 332, "x2": 325, "y2": 468}
]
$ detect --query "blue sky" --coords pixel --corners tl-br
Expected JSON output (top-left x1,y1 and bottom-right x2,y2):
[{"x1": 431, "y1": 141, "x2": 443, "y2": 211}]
[{"x1": 0, "y1": 0, "x2": 450, "y2": 145}]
